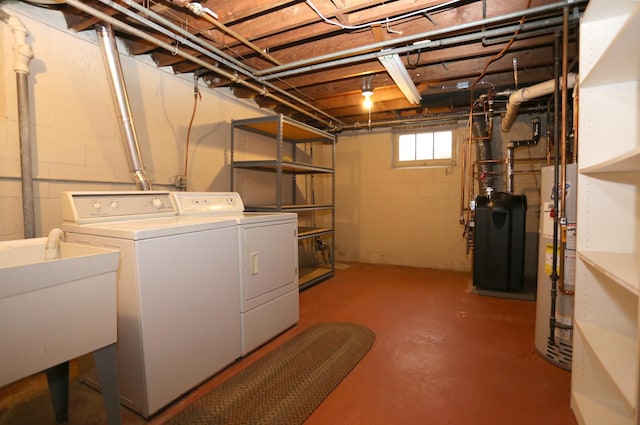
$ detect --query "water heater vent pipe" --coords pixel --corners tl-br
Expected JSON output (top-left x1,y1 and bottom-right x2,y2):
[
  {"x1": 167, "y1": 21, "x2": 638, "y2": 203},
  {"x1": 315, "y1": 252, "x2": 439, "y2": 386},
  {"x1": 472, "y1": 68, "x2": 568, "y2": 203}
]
[{"x1": 96, "y1": 23, "x2": 153, "y2": 191}]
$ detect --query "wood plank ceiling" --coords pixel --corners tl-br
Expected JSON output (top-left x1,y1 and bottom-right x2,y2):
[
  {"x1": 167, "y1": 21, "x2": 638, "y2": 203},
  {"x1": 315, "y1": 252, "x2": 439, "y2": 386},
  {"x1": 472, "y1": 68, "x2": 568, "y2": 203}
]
[{"x1": 42, "y1": 0, "x2": 584, "y2": 131}]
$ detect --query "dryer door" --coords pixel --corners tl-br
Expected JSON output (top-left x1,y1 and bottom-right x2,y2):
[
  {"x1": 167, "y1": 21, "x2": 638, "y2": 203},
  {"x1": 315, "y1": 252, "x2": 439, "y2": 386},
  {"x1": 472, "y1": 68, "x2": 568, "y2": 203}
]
[{"x1": 241, "y1": 220, "x2": 298, "y2": 307}]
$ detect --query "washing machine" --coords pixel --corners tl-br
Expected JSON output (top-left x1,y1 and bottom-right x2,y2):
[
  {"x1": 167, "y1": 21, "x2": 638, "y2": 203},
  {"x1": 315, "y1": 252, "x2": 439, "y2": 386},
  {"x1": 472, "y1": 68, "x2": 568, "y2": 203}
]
[
  {"x1": 61, "y1": 191, "x2": 242, "y2": 418},
  {"x1": 171, "y1": 192, "x2": 299, "y2": 355}
]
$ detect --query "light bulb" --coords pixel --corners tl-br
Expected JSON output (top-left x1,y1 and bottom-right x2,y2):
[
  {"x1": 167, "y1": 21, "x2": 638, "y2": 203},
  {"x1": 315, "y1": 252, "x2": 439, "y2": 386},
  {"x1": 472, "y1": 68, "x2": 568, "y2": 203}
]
[{"x1": 362, "y1": 90, "x2": 373, "y2": 110}]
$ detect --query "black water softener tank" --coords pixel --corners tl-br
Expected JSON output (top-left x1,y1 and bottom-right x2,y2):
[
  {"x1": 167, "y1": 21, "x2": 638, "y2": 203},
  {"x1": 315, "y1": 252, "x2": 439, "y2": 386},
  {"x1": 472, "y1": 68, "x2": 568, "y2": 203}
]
[{"x1": 473, "y1": 192, "x2": 527, "y2": 292}]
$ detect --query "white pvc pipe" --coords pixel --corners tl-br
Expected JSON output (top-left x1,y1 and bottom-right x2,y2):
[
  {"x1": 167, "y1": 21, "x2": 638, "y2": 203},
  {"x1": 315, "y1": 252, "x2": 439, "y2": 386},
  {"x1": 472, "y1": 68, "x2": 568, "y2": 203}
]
[
  {"x1": 1, "y1": 10, "x2": 36, "y2": 238},
  {"x1": 502, "y1": 72, "x2": 577, "y2": 132},
  {"x1": 45, "y1": 227, "x2": 65, "y2": 259}
]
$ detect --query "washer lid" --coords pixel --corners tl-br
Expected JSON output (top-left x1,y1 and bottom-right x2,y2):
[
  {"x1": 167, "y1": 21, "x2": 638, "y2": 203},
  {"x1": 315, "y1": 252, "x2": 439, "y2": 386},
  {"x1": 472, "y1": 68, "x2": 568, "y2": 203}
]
[{"x1": 63, "y1": 215, "x2": 237, "y2": 240}]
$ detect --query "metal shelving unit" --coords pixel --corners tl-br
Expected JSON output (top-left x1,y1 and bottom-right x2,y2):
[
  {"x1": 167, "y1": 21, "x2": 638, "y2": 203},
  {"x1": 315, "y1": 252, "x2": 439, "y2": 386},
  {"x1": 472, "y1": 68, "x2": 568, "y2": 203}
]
[{"x1": 231, "y1": 114, "x2": 336, "y2": 289}]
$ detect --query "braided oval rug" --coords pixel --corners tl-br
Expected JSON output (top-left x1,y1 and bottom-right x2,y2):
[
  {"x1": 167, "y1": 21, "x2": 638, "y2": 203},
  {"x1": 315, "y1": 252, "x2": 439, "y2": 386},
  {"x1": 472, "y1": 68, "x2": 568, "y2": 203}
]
[{"x1": 165, "y1": 322, "x2": 375, "y2": 425}]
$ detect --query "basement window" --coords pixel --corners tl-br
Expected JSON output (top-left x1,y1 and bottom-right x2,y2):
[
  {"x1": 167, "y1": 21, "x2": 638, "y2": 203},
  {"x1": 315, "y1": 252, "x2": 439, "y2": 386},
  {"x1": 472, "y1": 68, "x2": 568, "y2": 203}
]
[{"x1": 393, "y1": 127, "x2": 456, "y2": 168}]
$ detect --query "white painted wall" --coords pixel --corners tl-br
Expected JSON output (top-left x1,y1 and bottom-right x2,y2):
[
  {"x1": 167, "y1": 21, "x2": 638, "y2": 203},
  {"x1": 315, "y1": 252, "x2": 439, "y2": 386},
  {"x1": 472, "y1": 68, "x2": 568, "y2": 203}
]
[
  {"x1": 0, "y1": 3, "x2": 268, "y2": 241},
  {"x1": 335, "y1": 125, "x2": 470, "y2": 271},
  {"x1": 335, "y1": 114, "x2": 550, "y2": 274}
]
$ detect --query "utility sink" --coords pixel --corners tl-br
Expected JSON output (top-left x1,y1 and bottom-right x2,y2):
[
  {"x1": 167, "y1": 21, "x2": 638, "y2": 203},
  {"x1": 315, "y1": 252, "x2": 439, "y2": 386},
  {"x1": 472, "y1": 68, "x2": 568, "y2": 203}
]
[{"x1": 0, "y1": 236, "x2": 120, "y2": 387}]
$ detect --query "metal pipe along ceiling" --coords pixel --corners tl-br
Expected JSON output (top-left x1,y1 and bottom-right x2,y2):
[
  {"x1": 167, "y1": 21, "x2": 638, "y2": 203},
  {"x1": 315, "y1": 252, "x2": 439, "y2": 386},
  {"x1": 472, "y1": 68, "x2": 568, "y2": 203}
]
[
  {"x1": 256, "y1": 0, "x2": 585, "y2": 78},
  {"x1": 96, "y1": 23, "x2": 153, "y2": 191},
  {"x1": 61, "y1": 0, "x2": 585, "y2": 130}
]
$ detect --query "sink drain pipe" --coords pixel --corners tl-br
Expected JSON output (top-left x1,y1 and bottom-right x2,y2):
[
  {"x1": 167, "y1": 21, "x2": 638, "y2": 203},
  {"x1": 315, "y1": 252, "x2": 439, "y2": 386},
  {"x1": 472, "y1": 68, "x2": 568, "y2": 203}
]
[
  {"x1": 96, "y1": 23, "x2": 153, "y2": 191},
  {"x1": 1, "y1": 9, "x2": 36, "y2": 238}
]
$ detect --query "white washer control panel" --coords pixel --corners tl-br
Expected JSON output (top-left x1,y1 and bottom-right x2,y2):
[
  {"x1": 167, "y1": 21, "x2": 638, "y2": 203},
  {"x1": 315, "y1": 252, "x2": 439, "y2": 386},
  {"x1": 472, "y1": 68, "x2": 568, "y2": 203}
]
[
  {"x1": 62, "y1": 191, "x2": 177, "y2": 223},
  {"x1": 171, "y1": 192, "x2": 245, "y2": 215}
]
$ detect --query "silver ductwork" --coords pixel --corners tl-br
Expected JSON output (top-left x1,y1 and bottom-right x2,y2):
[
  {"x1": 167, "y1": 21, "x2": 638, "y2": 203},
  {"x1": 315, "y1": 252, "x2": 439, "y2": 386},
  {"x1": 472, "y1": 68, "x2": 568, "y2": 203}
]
[
  {"x1": 502, "y1": 72, "x2": 577, "y2": 133},
  {"x1": 472, "y1": 98, "x2": 495, "y2": 194},
  {"x1": 96, "y1": 23, "x2": 152, "y2": 191}
]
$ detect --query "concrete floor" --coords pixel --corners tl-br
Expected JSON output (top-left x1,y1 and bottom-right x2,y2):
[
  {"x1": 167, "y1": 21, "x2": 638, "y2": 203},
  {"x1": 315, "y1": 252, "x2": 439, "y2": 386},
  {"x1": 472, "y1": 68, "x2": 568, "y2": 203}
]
[{"x1": 0, "y1": 263, "x2": 577, "y2": 425}]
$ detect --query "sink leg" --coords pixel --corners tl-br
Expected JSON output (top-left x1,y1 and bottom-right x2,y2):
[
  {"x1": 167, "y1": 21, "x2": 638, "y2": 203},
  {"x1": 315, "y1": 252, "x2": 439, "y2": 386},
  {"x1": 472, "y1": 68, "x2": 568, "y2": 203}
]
[
  {"x1": 45, "y1": 361, "x2": 69, "y2": 424},
  {"x1": 93, "y1": 343, "x2": 123, "y2": 425}
]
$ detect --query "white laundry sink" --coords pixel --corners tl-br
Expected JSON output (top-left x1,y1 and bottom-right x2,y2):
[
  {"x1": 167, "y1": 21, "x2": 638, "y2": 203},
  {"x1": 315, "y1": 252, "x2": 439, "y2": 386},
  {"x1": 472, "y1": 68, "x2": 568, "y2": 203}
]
[{"x1": 0, "y1": 236, "x2": 120, "y2": 387}]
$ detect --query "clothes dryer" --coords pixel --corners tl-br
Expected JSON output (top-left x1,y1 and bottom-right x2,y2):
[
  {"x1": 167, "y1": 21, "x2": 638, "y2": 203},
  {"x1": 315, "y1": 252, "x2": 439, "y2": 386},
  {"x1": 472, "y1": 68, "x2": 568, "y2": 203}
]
[
  {"x1": 171, "y1": 192, "x2": 299, "y2": 355},
  {"x1": 61, "y1": 191, "x2": 241, "y2": 418}
]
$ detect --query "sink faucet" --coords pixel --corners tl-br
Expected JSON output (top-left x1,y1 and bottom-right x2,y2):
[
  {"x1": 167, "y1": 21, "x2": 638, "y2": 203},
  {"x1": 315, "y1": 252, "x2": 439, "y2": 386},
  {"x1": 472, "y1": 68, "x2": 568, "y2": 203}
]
[{"x1": 45, "y1": 228, "x2": 65, "y2": 260}]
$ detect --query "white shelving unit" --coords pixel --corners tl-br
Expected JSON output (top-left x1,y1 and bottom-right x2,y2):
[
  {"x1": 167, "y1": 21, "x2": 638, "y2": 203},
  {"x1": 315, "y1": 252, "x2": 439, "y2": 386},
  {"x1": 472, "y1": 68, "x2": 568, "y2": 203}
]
[
  {"x1": 571, "y1": 1, "x2": 640, "y2": 424},
  {"x1": 230, "y1": 114, "x2": 336, "y2": 290}
]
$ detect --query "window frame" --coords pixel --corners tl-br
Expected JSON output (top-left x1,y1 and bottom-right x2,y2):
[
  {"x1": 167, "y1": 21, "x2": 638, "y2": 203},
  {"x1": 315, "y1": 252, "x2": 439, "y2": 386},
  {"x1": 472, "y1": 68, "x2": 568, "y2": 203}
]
[{"x1": 392, "y1": 125, "x2": 458, "y2": 168}]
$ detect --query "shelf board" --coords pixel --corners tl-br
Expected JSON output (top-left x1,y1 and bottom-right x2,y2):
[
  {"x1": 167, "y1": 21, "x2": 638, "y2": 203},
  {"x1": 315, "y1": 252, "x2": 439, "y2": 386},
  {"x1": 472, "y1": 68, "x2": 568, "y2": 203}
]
[
  {"x1": 232, "y1": 160, "x2": 334, "y2": 174},
  {"x1": 580, "y1": 4, "x2": 640, "y2": 87},
  {"x1": 571, "y1": 391, "x2": 635, "y2": 425},
  {"x1": 575, "y1": 319, "x2": 638, "y2": 411},
  {"x1": 578, "y1": 251, "x2": 639, "y2": 295},
  {"x1": 579, "y1": 147, "x2": 640, "y2": 174},
  {"x1": 299, "y1": 266, "x2": 333, "y2": 290},
  {"x1": 298, "y1": 227, "x2": 332, "y2": 238},
  {"x1": 232, "y1": 115, "x2": 335, "y2": 143}
]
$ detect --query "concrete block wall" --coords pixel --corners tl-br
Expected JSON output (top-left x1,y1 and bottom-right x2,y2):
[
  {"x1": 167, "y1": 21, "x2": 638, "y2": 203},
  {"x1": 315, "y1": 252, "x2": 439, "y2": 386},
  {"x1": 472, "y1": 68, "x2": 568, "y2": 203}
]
[
  {"x1": 335, "y1": 125, "x2": 470, "y2": 271},
  {"x1": 0, "y1": 3, "x2": 266, "y2": 241},
  {"x1": 335, "y1": 114, "x2": 550, "y2": 274}
]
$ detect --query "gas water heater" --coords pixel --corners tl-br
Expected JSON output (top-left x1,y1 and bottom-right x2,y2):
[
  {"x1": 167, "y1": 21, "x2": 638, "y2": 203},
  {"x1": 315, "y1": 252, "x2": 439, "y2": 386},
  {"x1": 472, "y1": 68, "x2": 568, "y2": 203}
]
[{"x1": 534, "y1": 164, "x2": 577, "y2": 370}]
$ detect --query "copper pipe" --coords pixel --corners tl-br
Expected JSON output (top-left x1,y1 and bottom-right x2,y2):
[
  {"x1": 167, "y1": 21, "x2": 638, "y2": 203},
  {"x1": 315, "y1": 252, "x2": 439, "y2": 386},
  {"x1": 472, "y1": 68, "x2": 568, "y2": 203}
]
[
  {"x1": 558, "y1": 7, "x2": 574, "y2": 296},
  {"x1": 166, "y1": 0, "x2": 282, "y2": 66},
  {"x1": 476, "y1": 156, "x2": 549, "y2": 164},
  {"x1": 572, "y1": 78, "x2": 579, "y2": 163},
  {"x1": 459, "y1": 123, "x2": 470, "y2": 224}
]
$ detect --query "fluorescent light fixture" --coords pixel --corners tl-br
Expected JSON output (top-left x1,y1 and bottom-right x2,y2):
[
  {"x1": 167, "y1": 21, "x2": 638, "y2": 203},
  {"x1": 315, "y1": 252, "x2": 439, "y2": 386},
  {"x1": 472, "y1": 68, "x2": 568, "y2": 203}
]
[{"x1": 378, "y1": 53, "x2": 421, "y2": 105}]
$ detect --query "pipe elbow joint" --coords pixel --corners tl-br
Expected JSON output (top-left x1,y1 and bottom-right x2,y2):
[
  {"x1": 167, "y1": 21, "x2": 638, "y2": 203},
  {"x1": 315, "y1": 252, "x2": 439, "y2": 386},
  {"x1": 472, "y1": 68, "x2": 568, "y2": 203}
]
[
  {"x1": 187, "y1": 3, "x2": 204, "y2": 16},
  {"x1": 7, "y1": 16, "x2": 34, "y2": 73},
  {"x1": 13, "y1": 43, "x2": 34, "y2": 74},
  {"x1": 45, "y1": 228, "x2": 65, "y2": 260}
]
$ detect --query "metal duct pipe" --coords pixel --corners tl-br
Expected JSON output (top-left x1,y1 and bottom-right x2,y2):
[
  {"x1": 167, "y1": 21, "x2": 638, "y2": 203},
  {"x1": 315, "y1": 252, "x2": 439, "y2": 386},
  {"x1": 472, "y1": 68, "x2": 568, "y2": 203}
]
[
  {"x1": 1, "y1": 10, "x2": 36, "y2": 238},
  {"x1": 502, "y1": 73, "x2": 576, "y2": 133},
  {"x1": 505, "y1": 118, "x2": 541, "y2": 193},
  {"x1": 472, "y1": 96, "x2": 495, "y2": 194},
  {"x1": 96, "y1": 23, "x2": 152, "y2": 191}
]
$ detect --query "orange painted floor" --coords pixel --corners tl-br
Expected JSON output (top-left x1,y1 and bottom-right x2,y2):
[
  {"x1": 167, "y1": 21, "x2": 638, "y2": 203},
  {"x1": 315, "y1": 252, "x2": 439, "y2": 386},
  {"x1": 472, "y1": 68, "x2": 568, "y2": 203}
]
[{"x1": 0, "y1": 263, "x2": 577, "y2": 425}]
